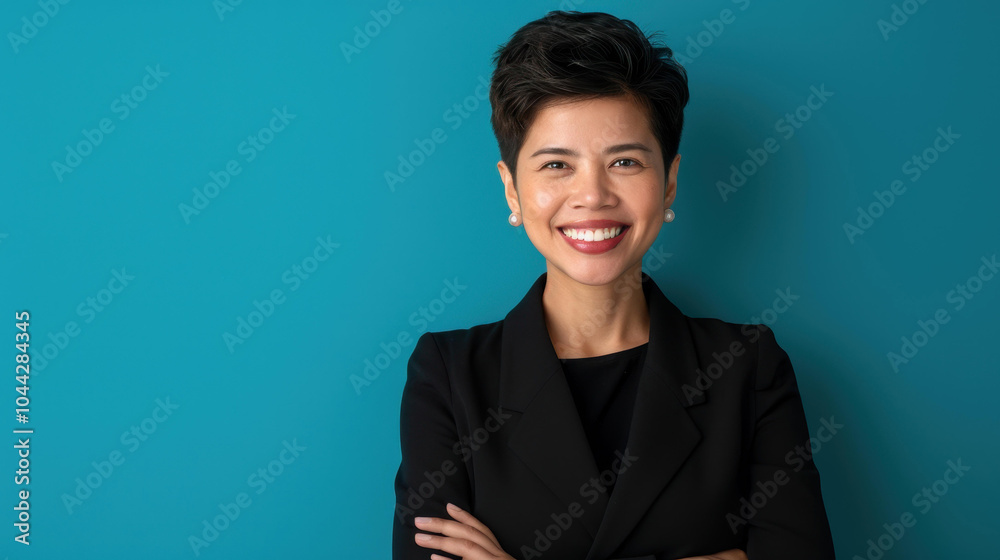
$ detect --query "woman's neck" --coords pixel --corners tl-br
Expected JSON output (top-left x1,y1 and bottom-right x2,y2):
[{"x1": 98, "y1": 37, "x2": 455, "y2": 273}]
[{"x1": 541, "y1": 265, "x2": 650, "y2": 359}]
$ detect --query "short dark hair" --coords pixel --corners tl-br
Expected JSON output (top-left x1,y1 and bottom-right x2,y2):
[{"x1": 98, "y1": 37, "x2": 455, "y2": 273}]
[{"x1": 489, "y1": 11, "x2": 689, "y2": 183}]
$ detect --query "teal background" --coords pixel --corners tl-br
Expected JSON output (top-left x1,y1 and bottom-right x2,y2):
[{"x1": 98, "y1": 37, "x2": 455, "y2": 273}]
[{"x1": 1, "y1": 0, "x2": 997, "y2": 558}]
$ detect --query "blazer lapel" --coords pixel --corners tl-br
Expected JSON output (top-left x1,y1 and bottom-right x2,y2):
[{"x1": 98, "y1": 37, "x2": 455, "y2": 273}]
[
  {"x1": 585, "y1": 271, "x2": 705, "y2": 560},
  {"x1": 500, "y1": 272, "x2": 609, "y2": 540},
  {"x1": 499, "y1": 271, "x2": 706, "y2": 559}
]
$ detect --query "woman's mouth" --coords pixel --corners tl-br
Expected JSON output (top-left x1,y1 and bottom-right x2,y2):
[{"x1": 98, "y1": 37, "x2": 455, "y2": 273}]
[
  {"x1": 557, "y1": 224, "x2": 630, "y2": 254},
  {"x1": 558, "y1": 225, "x2": 626, "y2": 242}
]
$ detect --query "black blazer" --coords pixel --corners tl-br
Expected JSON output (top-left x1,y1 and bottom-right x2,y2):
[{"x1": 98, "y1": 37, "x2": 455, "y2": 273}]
[{"x1": 393, "y1": 272, "x2": 835, "y2": 560}]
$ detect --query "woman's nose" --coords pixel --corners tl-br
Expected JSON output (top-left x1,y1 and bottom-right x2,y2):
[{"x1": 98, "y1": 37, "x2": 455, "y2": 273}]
[{"x1": 569, "y1": 166, "x2": 616, "y2": 208}]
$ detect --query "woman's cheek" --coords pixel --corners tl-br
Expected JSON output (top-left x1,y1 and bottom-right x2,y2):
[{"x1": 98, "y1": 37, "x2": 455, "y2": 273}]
[{"x1": 530, "y1": 187, "x2": 556, "y2": 209}]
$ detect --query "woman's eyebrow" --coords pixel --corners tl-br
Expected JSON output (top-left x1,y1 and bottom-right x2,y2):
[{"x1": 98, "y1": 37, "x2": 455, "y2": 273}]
[
  {"x1": 529, "y1": 143, "x2": 652, "y2": 158},
  {"x1": 604, "y1": 142, "x2": 653, "y2": 155}
]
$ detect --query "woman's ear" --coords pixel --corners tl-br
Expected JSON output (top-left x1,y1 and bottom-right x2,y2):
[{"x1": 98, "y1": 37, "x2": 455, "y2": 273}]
[
  {"x1": 498, "y1": 160, "x2": 520, "y2": 215},
  {"x1": 664, "y1": 154, "x2": 681, "y2": 208}
]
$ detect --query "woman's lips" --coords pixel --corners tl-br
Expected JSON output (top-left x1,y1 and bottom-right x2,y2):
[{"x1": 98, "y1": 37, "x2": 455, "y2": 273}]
[{"x1": 558, "y1": 224, "x2": 630, "y2": 254}]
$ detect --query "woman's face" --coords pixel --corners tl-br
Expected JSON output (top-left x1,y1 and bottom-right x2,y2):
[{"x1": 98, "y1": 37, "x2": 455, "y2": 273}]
[{"x1": 498, "y1": 94, "x2": 680, "y2": 287}]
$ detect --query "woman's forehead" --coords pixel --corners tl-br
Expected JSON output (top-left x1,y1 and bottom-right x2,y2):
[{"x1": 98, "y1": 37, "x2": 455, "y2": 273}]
[{"x1": 525, "y1": 96, "x2": 654, "y2": 146}]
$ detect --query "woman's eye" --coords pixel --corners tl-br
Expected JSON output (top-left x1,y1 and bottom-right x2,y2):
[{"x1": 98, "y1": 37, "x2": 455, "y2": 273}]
[{"x1": 612, "y1": 158, "x2": 640, "y2": 168}]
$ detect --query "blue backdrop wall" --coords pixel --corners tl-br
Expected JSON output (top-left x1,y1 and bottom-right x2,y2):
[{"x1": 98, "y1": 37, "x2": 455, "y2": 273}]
[{"x1": 2, "y1": 1, "x2": 997, "y2": 558}]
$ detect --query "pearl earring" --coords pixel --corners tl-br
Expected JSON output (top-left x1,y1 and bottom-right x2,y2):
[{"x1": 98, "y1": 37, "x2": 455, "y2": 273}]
[
  {"x1": 664, "y1": 209, "x2": 675, "y2": 223},
  {"x1": 509, "y1": 213, "x2": 520, "y2": 226}
]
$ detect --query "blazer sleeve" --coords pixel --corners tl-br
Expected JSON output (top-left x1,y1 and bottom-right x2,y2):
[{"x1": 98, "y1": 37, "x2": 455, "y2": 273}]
[
  {"x1": 744, "y1": 325, "x2": 836, "y2": 559},
  {"x1": 392, "y1": 332, "x2": 473, "y2": 560}
]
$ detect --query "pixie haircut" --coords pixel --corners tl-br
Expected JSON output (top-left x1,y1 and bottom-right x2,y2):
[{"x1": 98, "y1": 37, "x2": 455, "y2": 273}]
[{"x1": 489, "y1": 11, "x2": 689, "y2": 183}]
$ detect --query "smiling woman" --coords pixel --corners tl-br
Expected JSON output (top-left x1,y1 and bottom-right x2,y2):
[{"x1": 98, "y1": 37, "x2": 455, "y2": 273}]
[
  {"x1": 499, "y1": 94, "x2": 675, "y2": 281},
  {"x1": 392, "y1": 10, "x2": 836, "y2": 560}
]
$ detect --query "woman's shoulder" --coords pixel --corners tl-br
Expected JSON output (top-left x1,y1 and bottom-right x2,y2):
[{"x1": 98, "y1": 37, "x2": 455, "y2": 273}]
[
  {"x1": 683, "y1": 314, "x2": 773, "y2": 344},
  {"x1": 408, "y1": 317, "x2": 505, "y2": 373},
  {"x1": 414, "y1": 316, "x2": 504, "y2": 351},
  {"x1": 679, "y1": 314, "x2": 788, "y2": 376}
]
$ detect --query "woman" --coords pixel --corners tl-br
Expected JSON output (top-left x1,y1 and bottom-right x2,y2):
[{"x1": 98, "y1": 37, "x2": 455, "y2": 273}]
[{"x1": 392, "y1": 10, "x2": 836, "y2": 560}]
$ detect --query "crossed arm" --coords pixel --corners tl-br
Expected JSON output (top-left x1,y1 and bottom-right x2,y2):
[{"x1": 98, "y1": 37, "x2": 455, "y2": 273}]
[
  {"x1": 411, "y1": 501, "x2": 748, "y2": 560},
  {"x1": 393, "y1": 328, "x2": 835, "y2": 559}
]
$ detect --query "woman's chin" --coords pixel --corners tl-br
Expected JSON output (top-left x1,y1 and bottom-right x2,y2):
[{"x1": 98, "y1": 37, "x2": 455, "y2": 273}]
[{"x1": 551, "y1": 262, "x2": 635, "y2": 288}]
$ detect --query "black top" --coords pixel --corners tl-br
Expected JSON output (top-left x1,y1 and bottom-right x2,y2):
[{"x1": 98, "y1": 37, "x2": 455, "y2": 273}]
[
  {"x1": 394, "y1": 270, "x2": 838, "y2": 559},
  {"x1": 559, "y1": 342, "x2": 648, "y2": 496}
]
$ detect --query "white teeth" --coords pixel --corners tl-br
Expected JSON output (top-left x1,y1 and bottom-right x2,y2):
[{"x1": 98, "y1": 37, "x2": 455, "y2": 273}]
[{"x1": 561, "y1": 226, "x2": 624, "y2": 241}]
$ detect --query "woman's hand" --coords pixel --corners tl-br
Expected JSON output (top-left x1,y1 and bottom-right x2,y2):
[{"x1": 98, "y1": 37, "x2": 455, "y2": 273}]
[
  {"x1": 676, "y1": 549, "x2": 748, "y2": 560},
  {"x1": 413, "y1": 502, "x2": 515, "y2": 560},
  {"x1": 412, "y1": 504, "x2": 746, "y2": 560}
]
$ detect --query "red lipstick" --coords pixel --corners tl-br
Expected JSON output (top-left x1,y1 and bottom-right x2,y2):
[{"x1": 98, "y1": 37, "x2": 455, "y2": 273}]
[{"x1": 557, "y1": 220, "x2": 630, "y2": 255}]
